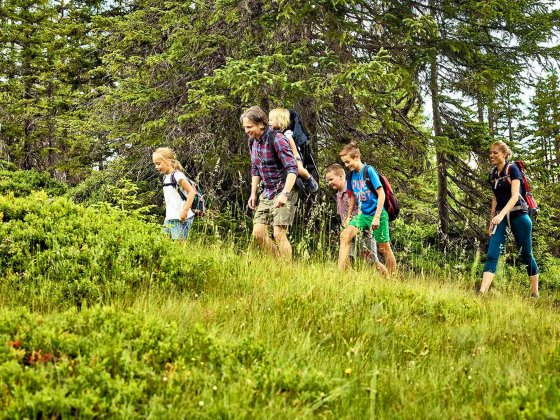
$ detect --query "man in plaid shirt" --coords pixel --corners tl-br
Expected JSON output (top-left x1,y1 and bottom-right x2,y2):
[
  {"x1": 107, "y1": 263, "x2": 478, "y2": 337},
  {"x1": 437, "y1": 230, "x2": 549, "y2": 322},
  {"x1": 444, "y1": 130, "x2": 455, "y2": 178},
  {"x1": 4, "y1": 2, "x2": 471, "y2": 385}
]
[{"x1": 241, "y1": 106, "x2": 299, "y2": 261}]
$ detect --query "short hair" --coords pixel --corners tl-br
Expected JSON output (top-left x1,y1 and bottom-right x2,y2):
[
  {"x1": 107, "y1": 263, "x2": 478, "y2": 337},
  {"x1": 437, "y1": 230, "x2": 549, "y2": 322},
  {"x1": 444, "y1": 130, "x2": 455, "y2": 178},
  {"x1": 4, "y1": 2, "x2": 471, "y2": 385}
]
[
  {"x1": 269, "y1": 108, "x2": 291, "y2": 131},
  {"x1": 491, "y1": 140, "x2": 512, "y2": 160},
  {"x1": 240, "y1": 106, "x2": 268, "y2": 129},
  {"x1": 325, "y1": 163, "x2": 345, "y2": 178},
  {"x1": 152, "y1": 147, "x2": 184, "y2": 171},
  {"x1": 339, "y1": 142, "x2": 360, "y2": 159}
]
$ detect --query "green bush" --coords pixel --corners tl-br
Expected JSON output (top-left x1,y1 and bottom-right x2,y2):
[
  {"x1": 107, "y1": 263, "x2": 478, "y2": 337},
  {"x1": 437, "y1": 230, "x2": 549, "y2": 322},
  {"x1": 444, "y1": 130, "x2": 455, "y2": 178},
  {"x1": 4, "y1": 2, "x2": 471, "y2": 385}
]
[
  {"x1": 0, "y1": 307, "x2": 330, "y2": 418},
  {"x1": 0, "y1": 169, "x2": 66, "y2": 197},
  {"x1": 0, "y1": 192, "x2": 221, "y2": 308}
]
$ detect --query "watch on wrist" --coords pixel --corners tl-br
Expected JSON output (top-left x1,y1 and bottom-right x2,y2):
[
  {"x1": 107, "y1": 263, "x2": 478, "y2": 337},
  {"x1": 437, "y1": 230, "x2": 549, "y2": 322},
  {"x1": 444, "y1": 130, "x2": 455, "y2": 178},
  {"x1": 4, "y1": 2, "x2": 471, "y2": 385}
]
[{"x1": 282, "y1": 190, "x2": 290, "y2": 197}]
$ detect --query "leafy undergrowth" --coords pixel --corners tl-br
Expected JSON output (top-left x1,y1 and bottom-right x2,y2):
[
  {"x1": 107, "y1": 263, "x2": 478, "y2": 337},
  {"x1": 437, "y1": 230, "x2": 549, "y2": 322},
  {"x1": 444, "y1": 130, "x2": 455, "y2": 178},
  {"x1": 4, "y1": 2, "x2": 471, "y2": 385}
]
[
  {"x1": 0, "y1": 307, "x2": 330, "y2": 418},
  {"x1": 1, "y1": 246, "x2": 559, "y2": 417},
  {"x1": 0, "y1": 192, "x2": 224, "y2": 309},
  {"x1": 0, "y1": 189, "x2": 559, "y2": 417}
]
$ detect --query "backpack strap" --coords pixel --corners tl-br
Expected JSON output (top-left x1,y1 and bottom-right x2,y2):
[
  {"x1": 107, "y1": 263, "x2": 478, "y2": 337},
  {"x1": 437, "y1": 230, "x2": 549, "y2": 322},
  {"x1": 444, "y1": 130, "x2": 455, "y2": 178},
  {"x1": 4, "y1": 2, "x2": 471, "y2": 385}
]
[
  {"x1": 163, "y1": 170, "x2": 187, "y2": 201},
  {"x1": 266, "y1": 129, "x2": 282, "y2": 166},
  {"x1": 362, "y1": 164, "x2": 378, "y2": 196},
  {"x1": 505, "y1": 163, "x2": 512, "y2": 184},
  {"x1": 492, "y1": 163, "x2": 512, "y2": 189},
  {"x1": 162, "y1": 170, "x2": 178, "y2": 187}
]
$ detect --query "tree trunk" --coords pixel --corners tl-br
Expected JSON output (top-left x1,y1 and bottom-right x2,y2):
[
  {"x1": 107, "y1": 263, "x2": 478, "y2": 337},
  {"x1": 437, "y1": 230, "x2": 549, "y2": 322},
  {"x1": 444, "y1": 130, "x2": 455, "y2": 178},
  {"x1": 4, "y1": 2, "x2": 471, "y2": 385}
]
[{"x1": 430, "y1": 54, "x2": 449, "y2": 236}]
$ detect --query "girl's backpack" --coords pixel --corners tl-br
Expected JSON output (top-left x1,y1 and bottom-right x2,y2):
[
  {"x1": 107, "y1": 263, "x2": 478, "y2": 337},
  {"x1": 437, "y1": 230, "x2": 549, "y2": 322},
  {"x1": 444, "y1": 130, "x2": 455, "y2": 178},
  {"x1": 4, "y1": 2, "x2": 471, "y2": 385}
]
[
  {"x1": 490, "y1": 160, "x2": 538, "y2": 218},
  {"x1": 163, "y1": 171, "x2": 206, "y2": 216},
  {"x1": 363, "y1": 164, "x2": 400, "y2": 222}
]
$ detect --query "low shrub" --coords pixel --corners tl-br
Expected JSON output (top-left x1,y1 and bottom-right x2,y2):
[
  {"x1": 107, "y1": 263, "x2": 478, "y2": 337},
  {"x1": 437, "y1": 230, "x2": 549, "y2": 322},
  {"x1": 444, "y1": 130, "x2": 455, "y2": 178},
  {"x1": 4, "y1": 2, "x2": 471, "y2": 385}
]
[
  {"x1": 0, "y1": 168, "x2": 66, "y2": 197},
  {"x1": 0, "y1": 307, "x2": 331, "y2": 417},
  {"x1": 0, "y1": 192, "x2": 220, "y2": 308}
]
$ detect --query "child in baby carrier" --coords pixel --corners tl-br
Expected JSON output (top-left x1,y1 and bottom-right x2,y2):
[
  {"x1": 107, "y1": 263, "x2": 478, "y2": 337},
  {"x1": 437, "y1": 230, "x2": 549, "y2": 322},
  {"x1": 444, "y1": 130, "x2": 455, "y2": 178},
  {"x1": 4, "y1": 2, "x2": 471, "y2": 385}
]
[{"x1": 269, "y1": 108, "x2": 319, "y2": 193}]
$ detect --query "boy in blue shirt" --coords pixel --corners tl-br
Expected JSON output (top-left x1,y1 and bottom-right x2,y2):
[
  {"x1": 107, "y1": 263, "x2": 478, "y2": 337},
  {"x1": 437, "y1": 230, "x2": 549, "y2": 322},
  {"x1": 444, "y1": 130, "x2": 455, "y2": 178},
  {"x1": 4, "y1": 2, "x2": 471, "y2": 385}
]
[{"x1": 338, "y1": 142, "x2": 387, "y2": 271}]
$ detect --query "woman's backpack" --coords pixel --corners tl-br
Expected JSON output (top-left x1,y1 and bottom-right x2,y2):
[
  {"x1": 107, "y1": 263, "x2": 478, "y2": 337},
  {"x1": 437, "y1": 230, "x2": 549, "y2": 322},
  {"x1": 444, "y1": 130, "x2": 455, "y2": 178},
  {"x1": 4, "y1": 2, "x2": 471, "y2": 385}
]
[
  {"x1": 491, "y1": 160, "x2": 538, "y2": 218},
  {"x1": 163, "y1": 171, "x2": 206, "y2": 216}
]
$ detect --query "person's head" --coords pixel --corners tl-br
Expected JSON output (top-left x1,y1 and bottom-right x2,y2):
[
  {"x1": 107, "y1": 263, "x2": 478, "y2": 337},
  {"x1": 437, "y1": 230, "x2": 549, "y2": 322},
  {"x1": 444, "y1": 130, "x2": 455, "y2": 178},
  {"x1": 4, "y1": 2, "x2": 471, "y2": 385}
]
[
  {"x1": 240, "y1": 106, "x2": 268, "y2": 139},
  {"x1": 152, "y1": 147, "x2": 183, "y2": 175},
  {"x1": 339, "y1": 142, "x2": 362, "y2": 172},
  {"x1": 489, "y1": 140, "x2": 512, "y2": 166},
  {"x1": 268, "y1": 108, "x2": 290, "y2": 131},
  {"x1": 325, "y1": 163, "x2": 346, "y2": 191}
]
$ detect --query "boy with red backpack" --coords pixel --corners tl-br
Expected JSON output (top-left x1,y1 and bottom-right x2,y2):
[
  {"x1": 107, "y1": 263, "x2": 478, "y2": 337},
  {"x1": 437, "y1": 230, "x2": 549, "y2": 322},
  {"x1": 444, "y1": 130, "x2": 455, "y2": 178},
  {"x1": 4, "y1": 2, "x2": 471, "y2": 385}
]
[
  {"x1": 338, "y1": 143, "x2": 397, "y2": 273},
  {"x1": 326, "y1": 163, "x2": 388, "y2": 276}
]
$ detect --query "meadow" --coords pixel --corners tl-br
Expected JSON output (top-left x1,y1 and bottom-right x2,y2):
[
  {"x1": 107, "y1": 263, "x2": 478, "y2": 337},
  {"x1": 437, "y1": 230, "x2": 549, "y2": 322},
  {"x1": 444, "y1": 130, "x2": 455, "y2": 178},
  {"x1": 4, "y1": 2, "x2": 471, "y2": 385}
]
[{"x1": 1, "y1": 184, "x2": 559, "y2": 418}]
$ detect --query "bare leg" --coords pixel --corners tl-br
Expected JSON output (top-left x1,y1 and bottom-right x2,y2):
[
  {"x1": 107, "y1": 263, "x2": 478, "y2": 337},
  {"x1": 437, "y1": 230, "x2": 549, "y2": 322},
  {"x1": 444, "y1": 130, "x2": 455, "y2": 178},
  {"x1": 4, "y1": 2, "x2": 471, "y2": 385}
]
[
  {"x1": 378, "y1": 242, "x2": 397, "y2": 274},
  {"x1": 339, "y1": 226, "x2": 358, "y2": 271},
  {"x1": 252, "y1": 223, "x2": 278, "y2": 256},
  {"x1": 273, "y1": 225, "x2": 292, "y2": 262},
  {"x1": 375, "y1": 261, "x2": 389, "y2": 277},
  {"x1": 297, "y1": 161, "x2": 312, "y2": 179},
  {"x1": 479, "y1": 271, "x2": 495, "y2": 294},
  {"x1": 530, "y1": 274, "x2": 539, "y2": 297}
]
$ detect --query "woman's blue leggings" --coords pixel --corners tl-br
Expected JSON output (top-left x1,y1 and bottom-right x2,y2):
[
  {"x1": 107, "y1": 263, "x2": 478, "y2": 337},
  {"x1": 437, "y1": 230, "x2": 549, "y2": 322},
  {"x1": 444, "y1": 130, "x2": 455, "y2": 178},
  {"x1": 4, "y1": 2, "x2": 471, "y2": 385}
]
[{"x1": 484, "y1": 213, "x2": 538, "y2": 276}]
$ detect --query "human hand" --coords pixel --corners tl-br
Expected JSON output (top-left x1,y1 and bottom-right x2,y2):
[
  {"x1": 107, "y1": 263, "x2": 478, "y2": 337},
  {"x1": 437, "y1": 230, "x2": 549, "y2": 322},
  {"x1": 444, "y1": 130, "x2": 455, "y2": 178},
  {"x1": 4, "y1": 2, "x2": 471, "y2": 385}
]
[
  {"x1": 179, "y1": 209, "x2": 189, "y2": 222},
  {"x1": 371, "y1": 216, "x2": 380, "y2": 230},
  {"x1": 491, "y1": 214, "x2": 503, "y2": 227},
  {"x1": 248, "y1": 194, "x2": 258, "y2": 210},
  {"x1": 276, "y1": 193, "x2": 288, "y2": 208}
]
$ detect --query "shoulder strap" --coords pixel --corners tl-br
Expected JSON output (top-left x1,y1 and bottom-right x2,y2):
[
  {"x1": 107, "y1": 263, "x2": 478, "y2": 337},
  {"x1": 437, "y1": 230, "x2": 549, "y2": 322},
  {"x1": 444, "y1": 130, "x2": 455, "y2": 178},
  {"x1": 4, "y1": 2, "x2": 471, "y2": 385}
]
[
  {"x1": 505, "y1": 163, "x2": 512, "y2": 184},
  {"x1": 162, "y1": 170, "x2": 178, "y2": 186},
  {"x1": 363, "y1": 164, "x2": 378, "y2": 197},
  {"x1": 266, "y1": 129, "x2": 282, "y2": 165}
]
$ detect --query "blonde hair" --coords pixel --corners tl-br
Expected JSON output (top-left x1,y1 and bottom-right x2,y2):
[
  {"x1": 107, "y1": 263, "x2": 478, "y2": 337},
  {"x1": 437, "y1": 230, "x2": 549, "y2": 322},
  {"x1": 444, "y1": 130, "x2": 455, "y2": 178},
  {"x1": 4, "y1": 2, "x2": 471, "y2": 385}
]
[
  {"x1": 339, "y1": 142, "x2": 360, "y2": 159},
  {"x1": 491, "y1": 140, "x2": 512, "y2": 160},
  {"x1": 269, "y1": 108, "x2": 291, "y2": 131},
  {"x1": 152, "y1": 147, "x2": 184, "y2": 171},
  {"x1": 326, "y1": 163, "x2": 345, "y2": 178}
]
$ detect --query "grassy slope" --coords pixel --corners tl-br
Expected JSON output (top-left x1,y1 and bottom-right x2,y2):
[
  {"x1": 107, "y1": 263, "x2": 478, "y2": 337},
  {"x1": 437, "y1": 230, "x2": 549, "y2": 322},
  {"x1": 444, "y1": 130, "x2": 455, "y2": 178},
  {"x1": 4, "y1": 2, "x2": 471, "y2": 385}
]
[{"x1": 2, "y1": 239, "x2": 559, "y2": 418}]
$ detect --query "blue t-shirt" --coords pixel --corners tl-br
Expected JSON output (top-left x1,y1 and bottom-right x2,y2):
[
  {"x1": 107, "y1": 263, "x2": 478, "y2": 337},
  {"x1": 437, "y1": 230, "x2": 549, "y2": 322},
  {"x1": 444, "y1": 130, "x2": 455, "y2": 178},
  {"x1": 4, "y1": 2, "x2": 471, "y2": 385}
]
[
  {"x1": 347, "y1": 164, "x2": 383, "y2": 216},
  {"x1": 490, "y1": 162, "x2": 523, "y2": 212}
]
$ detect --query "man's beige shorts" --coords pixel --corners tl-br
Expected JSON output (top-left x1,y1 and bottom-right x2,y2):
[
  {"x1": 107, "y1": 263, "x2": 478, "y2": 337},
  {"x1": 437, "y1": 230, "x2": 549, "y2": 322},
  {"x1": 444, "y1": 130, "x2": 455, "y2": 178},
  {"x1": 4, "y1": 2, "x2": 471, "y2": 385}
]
[{"x1": 253, "y1": 190, "x2": 298, "y2": 226}]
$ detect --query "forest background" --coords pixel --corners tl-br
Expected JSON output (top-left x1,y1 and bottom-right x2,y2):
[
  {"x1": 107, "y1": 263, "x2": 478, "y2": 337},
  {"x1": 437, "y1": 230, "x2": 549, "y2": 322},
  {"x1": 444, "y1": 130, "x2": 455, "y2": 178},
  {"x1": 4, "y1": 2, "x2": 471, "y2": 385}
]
[
  {"x1": 1, "y1": 0, "x2": 560, "y2": 278},
  {"x1": 2, "y1": 0, "x2": 560, "y2": 416}
]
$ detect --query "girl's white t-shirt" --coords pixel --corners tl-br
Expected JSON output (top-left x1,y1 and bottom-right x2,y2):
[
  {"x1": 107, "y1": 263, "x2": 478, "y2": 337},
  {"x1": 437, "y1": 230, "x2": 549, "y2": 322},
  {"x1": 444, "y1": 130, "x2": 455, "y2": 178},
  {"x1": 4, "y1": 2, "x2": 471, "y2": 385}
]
[{"x1": 163, "y1": 171, "x2": 195, "y2": 221}]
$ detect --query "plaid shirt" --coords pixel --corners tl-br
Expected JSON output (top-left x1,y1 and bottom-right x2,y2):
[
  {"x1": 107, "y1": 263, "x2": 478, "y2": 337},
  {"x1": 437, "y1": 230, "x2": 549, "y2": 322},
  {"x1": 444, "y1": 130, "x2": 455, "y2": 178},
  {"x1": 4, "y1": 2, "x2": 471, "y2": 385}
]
[
  {"x1": 336, "y1": 187, "x2": 358, "y2": 220},
  {"x1": 250, "y1": 128, "x2": 298, "y2": 199}
]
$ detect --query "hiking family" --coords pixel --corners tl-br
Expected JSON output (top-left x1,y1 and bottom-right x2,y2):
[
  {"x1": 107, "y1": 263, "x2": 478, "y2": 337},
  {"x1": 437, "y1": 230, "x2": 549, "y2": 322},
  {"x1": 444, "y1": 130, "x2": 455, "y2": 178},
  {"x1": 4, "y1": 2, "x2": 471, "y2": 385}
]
[{"x1": 152, "y1": 106, "x2": 540, "y2": 297}]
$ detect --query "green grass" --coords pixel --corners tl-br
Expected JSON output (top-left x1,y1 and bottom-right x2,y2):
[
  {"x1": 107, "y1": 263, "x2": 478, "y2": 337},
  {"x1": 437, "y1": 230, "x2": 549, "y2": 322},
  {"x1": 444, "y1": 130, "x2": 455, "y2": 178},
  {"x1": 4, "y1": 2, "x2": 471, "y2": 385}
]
[
  {"x1": 0, "y1": 185, "x2": 559, "y2": 417},
  {"x1": 1, "y1": 238, "x2": 559, "y2": 418}
]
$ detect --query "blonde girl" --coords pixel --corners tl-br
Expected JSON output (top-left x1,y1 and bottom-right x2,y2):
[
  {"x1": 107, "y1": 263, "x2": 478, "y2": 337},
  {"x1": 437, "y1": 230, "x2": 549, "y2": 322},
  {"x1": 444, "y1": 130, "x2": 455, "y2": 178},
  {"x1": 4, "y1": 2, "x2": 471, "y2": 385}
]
[
  {"x1": 268, "y1": 108, "x2": 319, "y2": 192},
  {"x1": 152, "y1": 147, "x2": 196, "y2": 240}
]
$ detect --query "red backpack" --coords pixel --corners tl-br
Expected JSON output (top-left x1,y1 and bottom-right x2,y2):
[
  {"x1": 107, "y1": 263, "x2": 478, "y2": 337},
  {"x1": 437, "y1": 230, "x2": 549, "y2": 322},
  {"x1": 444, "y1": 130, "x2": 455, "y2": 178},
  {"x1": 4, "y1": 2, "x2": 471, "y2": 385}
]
[
  {"x1": 363, "y1": 164, "x2": 400, "y2": 222},
  {"x1": 491, "y1": 160, "x2": 539, "y2": 218}
]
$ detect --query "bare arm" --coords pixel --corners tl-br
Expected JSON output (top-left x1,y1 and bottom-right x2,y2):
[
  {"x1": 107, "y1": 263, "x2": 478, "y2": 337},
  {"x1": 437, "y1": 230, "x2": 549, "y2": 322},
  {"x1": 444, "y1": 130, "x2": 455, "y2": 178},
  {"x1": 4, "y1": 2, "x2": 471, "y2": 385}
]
[
  {"x1": 371, "y1": 187, "x2": 385, "y2": 230},
  {"x1": 286, "y1": 134, "x2": 302, "y2": 160},
  {"x1": 491, "y1": 179, "x2": 520, "y2": 225},
  {"x1": 248, "y1": 175, "x2": 261, "y2": 210},
  {"x1": 345, "y1": 193, "x2": 356, "y2": 226},
  {"x1": 178, "y1": 178, "x2": 195, "y2": 222}
]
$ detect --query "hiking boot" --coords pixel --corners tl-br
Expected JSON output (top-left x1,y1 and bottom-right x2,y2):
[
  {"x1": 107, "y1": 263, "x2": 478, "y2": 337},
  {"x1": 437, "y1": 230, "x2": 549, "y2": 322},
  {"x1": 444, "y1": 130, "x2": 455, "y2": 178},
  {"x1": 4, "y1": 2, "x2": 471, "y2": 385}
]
[{"x1": 305, "y1": 176, "x2": 319, "y2": 192}]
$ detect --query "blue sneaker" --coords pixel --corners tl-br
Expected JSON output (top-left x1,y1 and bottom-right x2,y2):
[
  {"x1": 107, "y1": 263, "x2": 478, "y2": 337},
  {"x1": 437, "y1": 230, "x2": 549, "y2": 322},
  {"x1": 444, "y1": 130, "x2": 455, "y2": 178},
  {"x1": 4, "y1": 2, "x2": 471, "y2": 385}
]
[{"x1": 305, "y1": 176, "x2": 319, "y2": 192}]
